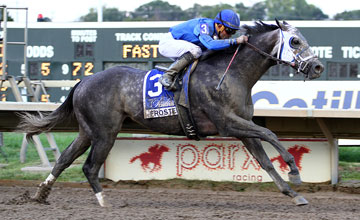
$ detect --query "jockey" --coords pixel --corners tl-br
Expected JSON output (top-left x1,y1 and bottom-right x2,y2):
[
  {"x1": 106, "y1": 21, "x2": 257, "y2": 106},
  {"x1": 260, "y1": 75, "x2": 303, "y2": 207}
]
[{"x1": 159, "y1": 9, "x2": 248, "y2": 90}]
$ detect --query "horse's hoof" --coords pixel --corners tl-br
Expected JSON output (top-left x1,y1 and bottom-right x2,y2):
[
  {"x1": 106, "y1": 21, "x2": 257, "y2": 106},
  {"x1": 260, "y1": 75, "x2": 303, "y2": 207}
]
[
  {"x1": 32, "y1": 183, "x2": 52, "y2": 204},
  {"x1": 96, "y1": 192, "x2": 114, "y2": 208},
  {"x1": 288, "y1": 173, "x2": 302, "y2": 185},
  {"x1": 292, "y1": 195, "x2": 308, "y2": 206},
  {"x1": 101, "y1": 201, "x2": 113, "y2": 208}
]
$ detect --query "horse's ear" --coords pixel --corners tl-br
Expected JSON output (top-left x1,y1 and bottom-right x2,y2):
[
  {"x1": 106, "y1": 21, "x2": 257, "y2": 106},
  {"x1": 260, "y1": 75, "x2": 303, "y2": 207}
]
[
  {"x1": 275, "y1": 18, "x2": 283, "y2": 30},
  {"x1": 275, "y1": 18, "x2": 287, "y2": 30},
  {"x1": 258, "y1": 20, "x2": 265, "y2": 25},
  {"x1": 283, "y1": 20, "x2": 289, "y2": 25}
]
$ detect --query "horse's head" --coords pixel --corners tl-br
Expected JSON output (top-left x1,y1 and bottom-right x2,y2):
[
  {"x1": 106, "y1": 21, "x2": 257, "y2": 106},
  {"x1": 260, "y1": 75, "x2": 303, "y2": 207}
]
[
  {"x1": 159, "y1": 145, "x2": 170, "y2": 152},
  {"x1": 290, "y1": 145, "x2": 311, "y2": 154},
  {"x1": 275, "y1": 20, "x2": 324, "y2": 80}
]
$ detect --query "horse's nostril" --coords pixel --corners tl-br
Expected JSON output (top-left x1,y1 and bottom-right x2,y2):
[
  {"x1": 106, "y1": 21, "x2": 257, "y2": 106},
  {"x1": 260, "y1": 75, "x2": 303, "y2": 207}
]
[{"x1": 314, "y1": 64, "x2": 324, "y2": 73}]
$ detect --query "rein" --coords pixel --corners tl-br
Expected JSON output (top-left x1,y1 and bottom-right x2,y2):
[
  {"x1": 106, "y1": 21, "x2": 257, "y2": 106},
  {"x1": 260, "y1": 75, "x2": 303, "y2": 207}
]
[
  {"x1": 244, "y1": 41, "x2": 294, "y2": 66},
  {"x1": 215, "y1": 44, "x2": 241, "y2": 90},
  {"x1": 215, "y1": 41, "x2": 294, "y2": 90}
]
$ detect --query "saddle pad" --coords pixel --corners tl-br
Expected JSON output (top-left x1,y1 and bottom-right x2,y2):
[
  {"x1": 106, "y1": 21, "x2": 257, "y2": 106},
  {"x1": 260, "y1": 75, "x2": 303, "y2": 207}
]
[{"x1": 143, "y1": 69, "x2": 178, "y2": 119}]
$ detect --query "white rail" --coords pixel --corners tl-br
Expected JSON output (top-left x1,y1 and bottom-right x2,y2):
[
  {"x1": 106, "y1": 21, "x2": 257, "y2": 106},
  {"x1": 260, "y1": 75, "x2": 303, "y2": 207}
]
[{"x1": 1, "y1": 101, "x2": 360, "y2": 119}]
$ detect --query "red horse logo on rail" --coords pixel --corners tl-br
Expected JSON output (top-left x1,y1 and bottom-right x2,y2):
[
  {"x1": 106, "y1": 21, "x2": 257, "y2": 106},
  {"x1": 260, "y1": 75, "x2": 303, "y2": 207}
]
[
  {"x1": 270, "y1": 145, "x2": 311, "y2": 173},
  {"x1": 130, "y1": 144, "x2": 170, "y2": 173}
]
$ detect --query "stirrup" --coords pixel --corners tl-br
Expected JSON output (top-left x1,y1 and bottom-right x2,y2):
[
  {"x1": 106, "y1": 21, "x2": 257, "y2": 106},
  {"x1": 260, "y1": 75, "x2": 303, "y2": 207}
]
[
  {"x1": 161, "y1": 79, "x2": 176, "y2": 91},
  {"x1": 165, "y1": 81, "x2": 177, "y2": 91},
  {"x1": 160, "y1": 73, "x2": 178, "y2": 90},
  {"x1": 159, "y1": 75, "x2": 172, "y2": 87}
]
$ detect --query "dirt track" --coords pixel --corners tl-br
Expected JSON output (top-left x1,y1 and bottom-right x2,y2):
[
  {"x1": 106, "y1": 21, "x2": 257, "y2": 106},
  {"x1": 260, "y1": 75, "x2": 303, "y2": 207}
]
[{"x1": 0, "y1": 182, "x2": 359, "y2": 220}]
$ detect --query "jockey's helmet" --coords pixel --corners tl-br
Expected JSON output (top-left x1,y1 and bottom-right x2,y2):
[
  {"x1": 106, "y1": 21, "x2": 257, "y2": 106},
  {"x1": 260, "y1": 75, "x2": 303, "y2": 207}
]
[{"x1": 214, "y1": 9, "x2": 240, "y2": 32}]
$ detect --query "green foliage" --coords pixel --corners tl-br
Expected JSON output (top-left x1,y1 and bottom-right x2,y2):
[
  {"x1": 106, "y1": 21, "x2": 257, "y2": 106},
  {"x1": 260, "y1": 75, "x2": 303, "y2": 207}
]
[
  {"x1": 79, "y1": 7, "x2": 128, "y2": 22},
  {"x1": 79, "y1": 8, "x2": 97, "y2": 21},
  {"x1": 239, "y1": 2, "x2": 267, "y2": 21},
  {"x1": 131, "y1": 0, "x2": 185, "y2": 21},
  {"x1": 78, "y1": 0, "x2": 335, "y2": 22},
  {"x1": 183, "y1": 4, "x2": 207, "y2": 19},
  {"x1": 338, "y1": 148, "x2": 360, "y2": 180},
  {"x1": 0, "y1": 8, "x2": 14, "y2": 21},
  {"x1": 334, "y1": 10, "x2": 360, "y2": 20},
  {"x1": 339, "y1": 147, "x2": 360, "y2": 162},
  {"x1": 339, "y1": 161, "x2": 360, "y2": 180},
  {"x1": 0, "y1": 132, "x2": 86, "y2": 182},
  {"x1": 197, "y1": 3, "x2": 234, "y2": 19},
  {"x1": 266, "y1": 0, "x2": 328, "y2": 20}
]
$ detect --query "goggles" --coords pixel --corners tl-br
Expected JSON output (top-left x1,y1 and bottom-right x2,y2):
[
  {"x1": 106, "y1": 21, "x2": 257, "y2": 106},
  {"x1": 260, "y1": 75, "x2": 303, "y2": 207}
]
[{"x1": 225, "y1": 27, "x2": 236, "y2": 35}]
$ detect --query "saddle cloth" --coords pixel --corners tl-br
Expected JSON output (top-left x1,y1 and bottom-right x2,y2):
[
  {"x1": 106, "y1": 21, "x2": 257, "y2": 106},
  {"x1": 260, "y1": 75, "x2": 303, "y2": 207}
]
[
  {"x1": 143, "y1": 69, "x2": 178, "y2": 119},
  {"x1": 143, "y1": 63, "x2": 200, "y2": 140}
]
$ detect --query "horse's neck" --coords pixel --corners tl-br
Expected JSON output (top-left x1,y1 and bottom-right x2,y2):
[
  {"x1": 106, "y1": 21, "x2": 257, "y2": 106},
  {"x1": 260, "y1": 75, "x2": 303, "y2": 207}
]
[
  {"x1": 195, "y1": 31, "x2": 279, "y2": 91},
  {"x1": 236, "y1": 30, "x2": 279, "y2": 88}
]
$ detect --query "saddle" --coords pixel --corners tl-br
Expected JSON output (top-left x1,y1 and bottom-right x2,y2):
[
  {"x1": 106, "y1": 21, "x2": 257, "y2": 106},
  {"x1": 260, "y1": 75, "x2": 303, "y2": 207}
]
[{"x1": 155, "y1": 60, "x2": 200, "y2": 140}]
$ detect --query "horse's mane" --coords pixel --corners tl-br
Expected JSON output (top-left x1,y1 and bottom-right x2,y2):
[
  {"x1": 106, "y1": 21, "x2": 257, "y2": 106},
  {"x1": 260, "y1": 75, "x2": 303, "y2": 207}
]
[
  {"x1": 200, "y1": 21, "x2": 280, "y2": 60},
  {"x1": 241, "y1": 21, "x2": 279, "y2": 36}
]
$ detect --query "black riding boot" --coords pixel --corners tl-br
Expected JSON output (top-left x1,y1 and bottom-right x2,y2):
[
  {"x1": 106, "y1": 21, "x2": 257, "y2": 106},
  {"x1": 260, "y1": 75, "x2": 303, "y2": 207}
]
[{"x1": 159, "y1": 52, "x2": 195, "y2": 90}]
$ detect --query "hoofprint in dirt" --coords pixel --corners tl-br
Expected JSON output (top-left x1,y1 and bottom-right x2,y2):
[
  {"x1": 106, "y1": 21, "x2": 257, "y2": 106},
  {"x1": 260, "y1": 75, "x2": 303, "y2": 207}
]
[{"x1": 0, "y1": 186, "x2": 359, "y2": 220}]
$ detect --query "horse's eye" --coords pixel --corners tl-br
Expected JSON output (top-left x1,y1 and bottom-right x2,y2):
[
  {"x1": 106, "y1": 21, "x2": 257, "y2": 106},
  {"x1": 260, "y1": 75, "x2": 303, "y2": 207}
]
[{"x1": 290, "y1": 38, "x2": 300, "y2": 48}]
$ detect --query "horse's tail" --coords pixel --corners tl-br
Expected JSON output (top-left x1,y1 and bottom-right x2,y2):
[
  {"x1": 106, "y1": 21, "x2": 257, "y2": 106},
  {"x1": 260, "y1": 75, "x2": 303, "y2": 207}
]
[
  {"x1": 17, "y1": 82, "x2": 80, "y2": 140},
  {"x1": 130, "y1": 155, "x2": 140, "y2": 163}
]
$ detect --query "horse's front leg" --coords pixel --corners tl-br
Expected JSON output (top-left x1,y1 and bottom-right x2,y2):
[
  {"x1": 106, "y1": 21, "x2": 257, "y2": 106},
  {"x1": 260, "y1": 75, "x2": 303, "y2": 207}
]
[
  {"x1": 224, "y1": 112, "x2": 301, "y2": 184},
  {"x1": 241, "y1": 138, "x2": 308, "y2": 206}
]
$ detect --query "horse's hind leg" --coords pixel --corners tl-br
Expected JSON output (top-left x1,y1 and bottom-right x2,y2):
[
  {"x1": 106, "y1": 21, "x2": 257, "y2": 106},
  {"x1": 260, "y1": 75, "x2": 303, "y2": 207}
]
[
  {"x1": 33, "y1": 131, "x2": 91, "y2": 203},
  {"x1": 241, "y1": 138, "x2": 308, "y2": 206},
  {"x1": 82, "y1": 133, "x2": 118, "y2": 207}
]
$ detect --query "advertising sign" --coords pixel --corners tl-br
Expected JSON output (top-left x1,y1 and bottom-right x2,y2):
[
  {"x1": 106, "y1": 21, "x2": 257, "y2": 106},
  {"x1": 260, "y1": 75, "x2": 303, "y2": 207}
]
[
  {"x1": 253, "y1": 81, "x2": 360, "y2": 110},
  {"x1": 105, "y1": 137, "x2": 331, "y2": 183}
]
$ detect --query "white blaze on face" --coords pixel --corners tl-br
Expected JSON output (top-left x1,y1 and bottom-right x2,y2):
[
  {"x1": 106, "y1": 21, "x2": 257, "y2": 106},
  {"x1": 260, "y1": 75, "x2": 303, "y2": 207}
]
[{"x1": 279, "y1": 31, "x2": 295, "y2": 62}]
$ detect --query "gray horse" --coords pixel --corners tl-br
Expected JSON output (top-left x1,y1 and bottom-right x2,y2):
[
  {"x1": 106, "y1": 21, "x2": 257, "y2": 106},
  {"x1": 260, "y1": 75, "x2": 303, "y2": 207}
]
[{"x1": 17, "y1": 20, "x2": 324, "y2": 207}]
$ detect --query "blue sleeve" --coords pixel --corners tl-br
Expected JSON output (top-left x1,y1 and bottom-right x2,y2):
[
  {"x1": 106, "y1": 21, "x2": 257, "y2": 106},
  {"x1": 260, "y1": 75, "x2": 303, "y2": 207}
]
[
  {"x1": 199, "y1": 35, "x2": 238, "y2": 50},
  {"x1": 194, "y1": 20, "x2": 238, "y2": 51}
]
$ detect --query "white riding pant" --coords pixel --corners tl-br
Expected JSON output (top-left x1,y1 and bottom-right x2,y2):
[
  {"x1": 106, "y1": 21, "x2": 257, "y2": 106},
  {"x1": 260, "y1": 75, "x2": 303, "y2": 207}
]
[{"x1": 159, "y1": 32, "x2": 202, "y2": 60}]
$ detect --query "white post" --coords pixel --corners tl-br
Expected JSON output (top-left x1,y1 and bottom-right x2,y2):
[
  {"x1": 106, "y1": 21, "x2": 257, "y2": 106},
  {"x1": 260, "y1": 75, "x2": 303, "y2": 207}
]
[
  {"x1": 45, "y1": 133, "x2": 61, "y2": 160},
  {"x1": 32, "y1": 135, "x2": 51, "y2": 167},
  {"x1": 316, "y1": 118, "x2": 339, "y2": 184},
  {"x1": 20, "y1": 133, "x2": 28, "y2": 163},
  {"x1": 97, "y1": 0, "x2": 103, "y2": 22}
]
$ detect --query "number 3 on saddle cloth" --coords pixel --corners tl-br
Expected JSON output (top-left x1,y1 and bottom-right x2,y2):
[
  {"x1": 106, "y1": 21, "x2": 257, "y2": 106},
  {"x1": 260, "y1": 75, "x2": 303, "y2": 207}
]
[{"x1": 143, "y1": 61, "x2": 200, "y2": 140}]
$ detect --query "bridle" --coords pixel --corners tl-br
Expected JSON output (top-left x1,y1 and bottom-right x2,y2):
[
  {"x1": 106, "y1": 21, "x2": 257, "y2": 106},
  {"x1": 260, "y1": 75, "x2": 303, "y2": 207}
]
[
  {"x1": 216, "y1": 28, "x2": 316, "y2": 90},
  {"x1": 276, "y1": 29, "x2": 316, "y2": 75},
  {"x1": 245, "y1": 29, "x2": 316, "y2": 77}
]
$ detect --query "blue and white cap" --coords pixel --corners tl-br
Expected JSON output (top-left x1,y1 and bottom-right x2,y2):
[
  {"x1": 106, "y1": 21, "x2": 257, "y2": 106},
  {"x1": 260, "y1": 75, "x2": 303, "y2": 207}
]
[{"x1": 214, "y1": 9, "x2": 240, "y2": 30}]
